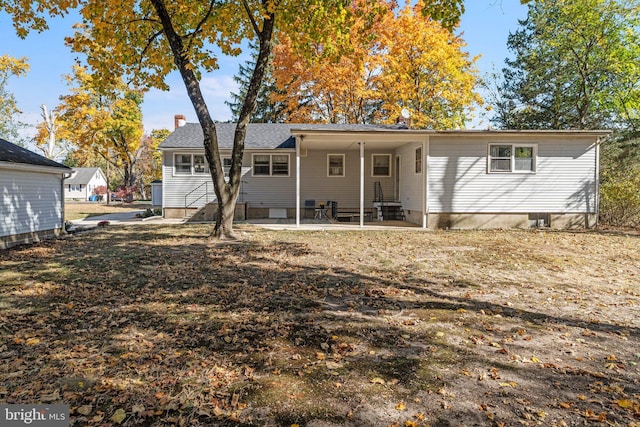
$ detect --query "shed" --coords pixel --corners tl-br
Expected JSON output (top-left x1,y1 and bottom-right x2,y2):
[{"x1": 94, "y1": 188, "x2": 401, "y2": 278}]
[
  {"x1": 151, "y1": 180, "x2": 162, "y2": 207},
  {"x1": 0, "y1": 138, "x2": 71, "y2": 249}
]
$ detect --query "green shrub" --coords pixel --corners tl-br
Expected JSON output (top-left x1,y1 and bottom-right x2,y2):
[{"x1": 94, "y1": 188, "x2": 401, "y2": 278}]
[{"x1": 600, "y1": 165, "x2": 640, "y2": 227}]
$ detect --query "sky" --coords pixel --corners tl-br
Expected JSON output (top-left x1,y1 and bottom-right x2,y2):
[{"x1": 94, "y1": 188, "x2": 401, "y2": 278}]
[{"x1": 1, "y1": 1, "x2": 528, "y2": 139}]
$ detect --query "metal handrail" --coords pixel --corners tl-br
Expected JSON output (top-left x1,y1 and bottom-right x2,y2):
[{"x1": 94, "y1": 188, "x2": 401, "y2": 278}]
[{"x1": 185, "y1": 182, "x2": 216, "y2": 210}]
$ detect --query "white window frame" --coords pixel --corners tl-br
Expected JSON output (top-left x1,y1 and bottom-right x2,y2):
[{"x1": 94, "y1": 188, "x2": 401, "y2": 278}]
[
  {"x1": 251, "y1": 153, "x2": 290, "y2": 177},
  {"x1": 327, "y1": 154, "x2": 345, "y2": 177},
  {"x1": 372, "y1": 154, "x2": 392, "y2": 177},
  {"x1": 223, "y1": 157, "x2": 232, "y2": 178},
  {"x1": 174, "y1": 154, "x2": 193, "y2": 175},
  {"x1": 173, "y1": 153, "x2": 212, "y2": 176},
  {"x1": 487, "y1": 143, "x2": 537, "y2": 174},
  {"x1": 415, "y1": 146, "x2": 422, "y2": 174},
  {"x1": 193, "y1": 154, "x2": 209, "y2": 174}
]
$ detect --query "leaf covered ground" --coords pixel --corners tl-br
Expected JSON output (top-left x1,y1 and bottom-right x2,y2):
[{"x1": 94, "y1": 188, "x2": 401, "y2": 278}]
[{"x1": 1, "y1": 225, "x2": 639, "y2": 426}]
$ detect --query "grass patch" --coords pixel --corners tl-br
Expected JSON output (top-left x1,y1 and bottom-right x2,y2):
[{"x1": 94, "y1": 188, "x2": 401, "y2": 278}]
[{"x1": 1, "y1": 226, "x2": 639, "y2": 425}]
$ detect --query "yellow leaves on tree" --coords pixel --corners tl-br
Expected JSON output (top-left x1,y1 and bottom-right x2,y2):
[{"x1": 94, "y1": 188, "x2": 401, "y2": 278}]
[
  {"x1": 0, "y1": 55, "x2": 29, "y2": 138},
  {"x1": 376, "y1": 1, "x2": 482, "y2": 129},
  {"x1": 55, "y1": 65, "x2": 145, "y2": 188},
  {"x1": 271, "y1": 0, "x2": 481, "y2": 129}
]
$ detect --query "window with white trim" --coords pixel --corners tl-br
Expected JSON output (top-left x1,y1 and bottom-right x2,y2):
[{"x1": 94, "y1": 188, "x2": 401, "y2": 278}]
[
  {"x1": 488, "y1": 144, "x2": 536, "y2": 173},
  {"x1": 328, "y1": 154, "x2": 345, "y2": 177},
  {"x1": 174, "y1": 153, "x2": 212, "y2": 175},
  {"x1": 415, "y1": 146, "x2": 422, "y2": 174},
  {"x1": 193, "y1": 155, "x2": 209, "y2": 174},
  {"x1": 223, "y1": 157, "x2": 232, "y2": 177},
  {"x1": 372, "y1": 154, "x2": 391, "y2": 177},
  {"x1": 174, "y1": 154, "x2": 192, "y2": 174},
  {"x1": 272, "y1": 155, "x2": 289, "y2": 175},
  {"x1": 252, "y1": 154, "x2": 289, "y2": 176}
]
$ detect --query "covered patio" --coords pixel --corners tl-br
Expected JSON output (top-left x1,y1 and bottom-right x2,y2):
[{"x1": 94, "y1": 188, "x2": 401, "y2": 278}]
[{"x1": 290, "y1": 127, "x2": 429, "y2": 228}]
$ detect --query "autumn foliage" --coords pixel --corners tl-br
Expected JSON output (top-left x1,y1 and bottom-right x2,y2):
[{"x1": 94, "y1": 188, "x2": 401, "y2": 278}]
[{"x1": 271, "y1": 0, "x2": 481, "y2": 128}]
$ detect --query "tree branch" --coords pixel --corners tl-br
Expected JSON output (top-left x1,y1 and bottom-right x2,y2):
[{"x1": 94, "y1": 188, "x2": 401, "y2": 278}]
[{"x1": 242, "y1": 0, "x2": 260, "y2": 37}]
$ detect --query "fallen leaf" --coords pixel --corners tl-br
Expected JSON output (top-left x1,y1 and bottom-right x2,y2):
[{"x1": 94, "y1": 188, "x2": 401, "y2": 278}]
[
  {"x1": 132, "y1": 404, "x2": 145, "y2": 415},
  {"x1": 110, "y1": 408, "x2": 126, "y2": 424},
  {"x1": 616, "y1": 399, "x2": 635, "y2": 409},
  {"x1": 370, "y1": 377, "x2": 385, "y2": 385},
  {"x1": 499, "y1": 381, "x2": 517, "y2": 387},
  {"x1": 77, "y1": 405, "x2": 92, "y2": 416},
  {"x1": 396, "y1": 402, "x2": 406, "y2": 411},
  {"x1": 326, "y1": 361, "x2": 343, "y2": 369}
]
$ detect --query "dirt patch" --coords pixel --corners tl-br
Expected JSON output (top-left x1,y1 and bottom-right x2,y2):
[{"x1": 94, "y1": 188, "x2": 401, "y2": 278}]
[{"x1": 1, "y1": 226, "x2": 639, "y2": 426}]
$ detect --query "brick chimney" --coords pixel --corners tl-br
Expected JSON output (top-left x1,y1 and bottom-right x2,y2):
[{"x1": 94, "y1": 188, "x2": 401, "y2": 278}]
[
  {"x1": 174, "y1": 114, "x2": 186, "y2": 130},
  {"x1": 396, "y1": 108, "x2": 411, "y2": 129},
  {"x1": 396, "y1": 115, "x2": 411, "y2": 129}
]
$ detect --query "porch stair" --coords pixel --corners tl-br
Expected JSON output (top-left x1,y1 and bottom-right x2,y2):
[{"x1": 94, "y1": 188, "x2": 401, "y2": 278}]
[
  {"x1": 373, "y1": 181, "x2": 406, "y2": 221},
  {"x1": 186, "y1": 202, "x2": 218, "y2": 223}
]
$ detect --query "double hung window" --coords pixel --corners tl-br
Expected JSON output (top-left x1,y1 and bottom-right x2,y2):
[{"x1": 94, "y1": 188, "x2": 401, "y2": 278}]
[
  {"x1": 252, "y1": 154, "x2": 289, "y2": 176},
  {"x1": 488, "y1": 144, "x2": 536, "y2": 173}
]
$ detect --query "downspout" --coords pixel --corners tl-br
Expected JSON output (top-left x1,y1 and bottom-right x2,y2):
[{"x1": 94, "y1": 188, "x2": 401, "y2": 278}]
[
  {"x1": 295, "y1": 136, "x2": 302, "y2": 228},
  {"x1": 359, "y1": 142, "x2": 365, "y2": 228},
  {"x1": 62, "y1": 171, "x2": 73, "y2": 234},
  {"x1": 594, "y1": 136, "x2": 602, "y2": 229},
  {"x1": 423, "y1": 137, "x2": 430, "y2": 228}
]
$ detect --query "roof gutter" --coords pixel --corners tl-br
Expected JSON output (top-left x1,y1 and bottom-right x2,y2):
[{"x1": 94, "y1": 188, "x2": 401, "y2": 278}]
[{"x1": 0, "y1": 160, "x2": 72, "y2": 175}]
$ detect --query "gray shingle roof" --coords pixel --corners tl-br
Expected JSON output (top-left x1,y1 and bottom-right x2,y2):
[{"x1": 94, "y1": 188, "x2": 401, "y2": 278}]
[
  {"x1": 158, "y1": 122, "x2": 409, "y2": 149},
  {"x1": 66, "y1": 167, "x2": 103, "y2": 184},
  {"x1": 0, "y1": 138, "x2": 70, "y2": 170}
]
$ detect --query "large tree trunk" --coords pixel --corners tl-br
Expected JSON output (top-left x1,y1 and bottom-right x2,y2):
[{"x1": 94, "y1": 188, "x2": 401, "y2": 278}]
[{"x1": 151, "y1": 0, "x2": 275, "y2": 240}]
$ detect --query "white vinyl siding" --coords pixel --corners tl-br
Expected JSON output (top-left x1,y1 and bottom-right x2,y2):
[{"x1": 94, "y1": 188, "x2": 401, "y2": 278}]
[
  {"x1": 162, "y1": 150, "x2": 295, "y2": 209},
  {"x1": 299, "y1": 150, "x2": 395, "y2": 209},
  {"x1": 396, "y1": 143, "x2": 425, "y2": 213},
  {"x1": 1, "y1": 168, "x2": 64, "y2": 238},
  {"x1": 428, "y1": 136, "x2": 597, "y2": 214}
]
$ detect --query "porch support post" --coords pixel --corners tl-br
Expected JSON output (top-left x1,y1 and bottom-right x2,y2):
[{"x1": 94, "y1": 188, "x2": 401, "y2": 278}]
[
  {"x1": 295, "y1": 136, "x2": 301, "y2": 228},
  {"x1": 423, "y1": 137, "x2": 429, "y2": 229},
  {"x1": 359, "y1": 141, "x2": 365, "y2": 228}
]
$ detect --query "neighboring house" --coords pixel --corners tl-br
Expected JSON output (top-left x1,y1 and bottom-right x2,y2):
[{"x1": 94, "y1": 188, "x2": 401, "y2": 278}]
[
  {"x1": 64, "y1": 167, "x2": 107, "y2": 200},
  {"x1": 0, "y1": 138, "x2": 71, "y2": 249},
  {"x1": 158, "y1": 121, "x2": 610, "y2": 229}
]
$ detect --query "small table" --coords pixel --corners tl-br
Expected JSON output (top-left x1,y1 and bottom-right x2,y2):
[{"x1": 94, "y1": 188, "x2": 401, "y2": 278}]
[{"x1": 314, "y1": 207, "x2": 329, "y2": 220}]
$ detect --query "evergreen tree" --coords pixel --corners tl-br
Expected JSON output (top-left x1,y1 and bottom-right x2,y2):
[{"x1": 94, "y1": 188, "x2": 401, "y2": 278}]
[
  {"x1": 226, "y1": 43, "x2": 287, "y2": 123},
  {"x1": 492, "y1": 0, "x2": 640, "y2": 131}
]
